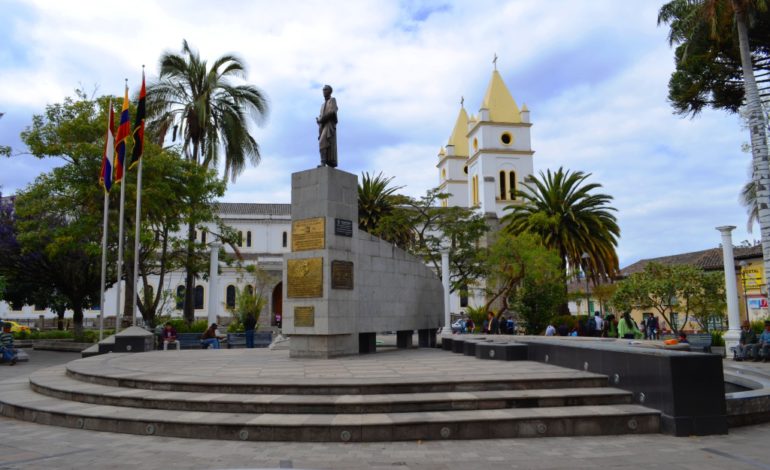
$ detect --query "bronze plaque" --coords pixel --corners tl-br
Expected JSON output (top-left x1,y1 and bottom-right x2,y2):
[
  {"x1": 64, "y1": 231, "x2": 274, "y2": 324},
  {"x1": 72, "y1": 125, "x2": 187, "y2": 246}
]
[
  {"x1": 294, "y1": 306, "x2": 315, "y2": 327},
  {"x1": 287, "y1": 257, "x2": 323, "y2": 298},
  {"x1": 331, "y1": 260, "x2": 354, "y2": 290},
  {"x1": 292, "y1": 217, "x2": 325, "y2": 251}
]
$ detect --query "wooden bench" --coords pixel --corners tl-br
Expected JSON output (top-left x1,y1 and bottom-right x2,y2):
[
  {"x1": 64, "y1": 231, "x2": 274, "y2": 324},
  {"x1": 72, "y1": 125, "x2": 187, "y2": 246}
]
[
  {"x1": 226, "y1": 332, "x2": 273, "y2": 349},
  {"x1": 686, "y1": 333, "x2": 713, "y2": 353}
]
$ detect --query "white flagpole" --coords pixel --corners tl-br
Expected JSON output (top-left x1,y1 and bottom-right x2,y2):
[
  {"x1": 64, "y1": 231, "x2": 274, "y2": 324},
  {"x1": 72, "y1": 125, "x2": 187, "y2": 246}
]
[
  {"x1": 98, "y1": 191, "x2": 109, "y2": 341},
  {"x1": 115, "y1": 169, "x2": 127, "y2": 330},
  {"x1": 131, "y1": 157, "x2": 144, "y2": 327}
]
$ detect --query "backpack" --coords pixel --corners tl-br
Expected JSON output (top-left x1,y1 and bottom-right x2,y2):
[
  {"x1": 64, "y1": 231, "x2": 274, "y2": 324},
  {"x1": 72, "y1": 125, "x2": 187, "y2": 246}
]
[{"x1": 587, "y1": 316, "x2": 597, "y2": 333}]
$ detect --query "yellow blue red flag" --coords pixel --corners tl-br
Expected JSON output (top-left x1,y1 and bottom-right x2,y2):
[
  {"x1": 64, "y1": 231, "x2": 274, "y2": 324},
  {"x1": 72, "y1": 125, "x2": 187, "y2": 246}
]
[{"x1": 114, "y1": 85, "x2": 130, "y2": 183}]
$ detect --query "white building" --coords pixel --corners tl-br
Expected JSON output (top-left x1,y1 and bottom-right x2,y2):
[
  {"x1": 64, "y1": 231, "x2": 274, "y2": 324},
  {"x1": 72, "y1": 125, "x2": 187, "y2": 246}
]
[{"x1": 436, "y1": 69, "x2": 535, "y2": 315}]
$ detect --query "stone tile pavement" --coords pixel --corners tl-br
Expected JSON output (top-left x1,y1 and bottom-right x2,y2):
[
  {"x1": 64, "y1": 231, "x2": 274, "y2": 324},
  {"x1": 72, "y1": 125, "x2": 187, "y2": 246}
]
[{"x1": 2, "y1": 349, "x2": 770, "y2": 469}]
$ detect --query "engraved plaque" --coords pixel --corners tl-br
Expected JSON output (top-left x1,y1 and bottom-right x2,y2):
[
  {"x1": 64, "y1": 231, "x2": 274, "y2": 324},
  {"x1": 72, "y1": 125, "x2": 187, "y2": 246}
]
[
  {"x1": 334, "y1": 218, "x2": 353, "y2": 237},
  {"x1": 292, "y1": 217, "x2": 325, "y2": 251},
  {"x1": 294, "y1": 306, "x2": 315, "y2": 327},
  {"x1": 287, "y1": 257, "x2": 323, "y2": 298},
  {"x1": 331, "y1": 260, "x2": 354, "y2": 290}
]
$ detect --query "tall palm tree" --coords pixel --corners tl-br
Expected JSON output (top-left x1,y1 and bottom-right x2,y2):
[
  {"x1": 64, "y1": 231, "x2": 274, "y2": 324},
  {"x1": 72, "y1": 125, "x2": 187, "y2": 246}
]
[
  {"x1": 501, "y1": 167, "x2": 620, "y2": 283},
  {"x1": 146, "y1": 40, "x2": 269, "y2": 323},
  {"x1": 660, "y1": 0, "x2": 770, "y2": 300},
  {"x1": 357, "y1": 172, "x2": 414, "y2": 248}
]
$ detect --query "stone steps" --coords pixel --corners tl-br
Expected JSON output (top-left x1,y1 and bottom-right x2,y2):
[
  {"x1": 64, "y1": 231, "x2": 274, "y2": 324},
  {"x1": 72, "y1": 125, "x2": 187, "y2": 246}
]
[
  {"x1": 0, "y1": 380, "x2": 659, "y2": 442},
  {"x1": 30, "y1": 366, "x2": 633, "y2": 414}
]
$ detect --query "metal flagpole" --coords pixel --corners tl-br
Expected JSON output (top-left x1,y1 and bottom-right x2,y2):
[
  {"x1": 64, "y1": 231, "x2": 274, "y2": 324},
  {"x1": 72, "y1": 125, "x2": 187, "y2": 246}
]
[
  {"x1": 98, "y1": 191, "x2": 110, "y2": 341},
  {"x1": 131, "y1": 157, "x2": 144, "y2": 326},
  {"x1": 115, "y1": 152, "x2": 127, "y2": 330}
]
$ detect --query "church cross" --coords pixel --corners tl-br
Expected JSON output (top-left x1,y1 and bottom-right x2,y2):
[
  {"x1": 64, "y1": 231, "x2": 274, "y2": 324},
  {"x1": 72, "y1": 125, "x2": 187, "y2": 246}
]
[{"x1": 493, "y1": 53, "x2": 498, "y2": 70}]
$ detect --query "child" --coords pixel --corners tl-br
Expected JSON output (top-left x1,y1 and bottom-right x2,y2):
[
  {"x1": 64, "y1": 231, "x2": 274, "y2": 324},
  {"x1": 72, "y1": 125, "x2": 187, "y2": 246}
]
[{"x1": 0, "y1": 322, "x2": 18, "y2": 366}]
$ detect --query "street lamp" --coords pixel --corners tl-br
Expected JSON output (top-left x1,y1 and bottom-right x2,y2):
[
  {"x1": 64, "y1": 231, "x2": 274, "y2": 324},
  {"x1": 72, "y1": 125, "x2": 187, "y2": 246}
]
[{"x1": 581, "y1": 252, "x2": 590, "y2": 316}]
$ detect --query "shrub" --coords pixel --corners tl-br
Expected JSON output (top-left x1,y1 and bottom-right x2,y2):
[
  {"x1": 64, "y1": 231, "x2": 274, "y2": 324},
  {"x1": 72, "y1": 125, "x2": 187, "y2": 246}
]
[
  {"x1": 711, "y1": 330, "x2": 725, "y2": 347},
  {"x1": 751, "y1": 320, "x2": 766, "y2": 335}
]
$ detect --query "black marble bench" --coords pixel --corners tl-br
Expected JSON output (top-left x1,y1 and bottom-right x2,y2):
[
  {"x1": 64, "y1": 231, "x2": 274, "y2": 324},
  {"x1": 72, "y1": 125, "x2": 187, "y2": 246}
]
[{"x1": 474, "y1": 342, "x2": 528, "y2": 361}]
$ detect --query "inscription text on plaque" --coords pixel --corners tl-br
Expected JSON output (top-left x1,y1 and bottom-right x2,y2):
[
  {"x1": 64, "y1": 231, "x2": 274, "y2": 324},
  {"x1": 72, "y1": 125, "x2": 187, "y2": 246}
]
[
  {"x1": 287, "y1": 257, "x2": 323, "y2": 298},
  {"x1": 331, "y1": 260, "x2": 354, "y2": 290},
  {"x1": 294, "y1": 306, "x2": 315, "y2": 327},
  {"x1": 292, "y1": 217, "x2": 325, "y2": 251}
]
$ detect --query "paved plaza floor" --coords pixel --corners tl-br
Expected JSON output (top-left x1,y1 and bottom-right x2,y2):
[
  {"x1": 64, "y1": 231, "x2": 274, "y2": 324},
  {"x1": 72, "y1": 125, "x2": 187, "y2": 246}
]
[{"x1": 2, "y1": 349, "x2": 770, "y2": 469}]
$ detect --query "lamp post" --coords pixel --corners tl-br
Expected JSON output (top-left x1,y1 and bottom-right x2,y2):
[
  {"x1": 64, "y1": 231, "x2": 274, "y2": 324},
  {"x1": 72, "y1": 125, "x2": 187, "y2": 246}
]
[
  {"x1": 581, "y1": 252, "x2": 590, "y2": 316},
  {"x1": 440, "y1": 241, "x2": 451, "y2": 337},
  {"x1": 739, "y1": 260, "x2": 751, "y2": 323}
]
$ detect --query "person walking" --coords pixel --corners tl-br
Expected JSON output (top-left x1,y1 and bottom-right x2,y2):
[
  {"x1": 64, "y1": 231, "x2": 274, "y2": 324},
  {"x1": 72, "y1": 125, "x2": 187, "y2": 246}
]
[{"x1": 618, "y1": 312, "x2": 642, "y2": 340}]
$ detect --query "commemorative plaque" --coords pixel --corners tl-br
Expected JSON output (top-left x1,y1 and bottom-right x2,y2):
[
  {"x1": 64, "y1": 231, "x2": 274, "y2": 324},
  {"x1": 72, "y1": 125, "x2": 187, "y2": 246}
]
[
  {"x1": 334, "y1": 218, "x2": 353, "y2": 237},
  {"x1": 292, "y1": 217, "x2": 325, "y2": 251},
  {"x1": 294, "y1": 306, "x2": 315, "y2": 327},
  {"x1": 331, "y1": 260, "x2": 354, "y2": 290},
  {"x1": 287, "y1": 257, "x2": 323, "y2": 298}
]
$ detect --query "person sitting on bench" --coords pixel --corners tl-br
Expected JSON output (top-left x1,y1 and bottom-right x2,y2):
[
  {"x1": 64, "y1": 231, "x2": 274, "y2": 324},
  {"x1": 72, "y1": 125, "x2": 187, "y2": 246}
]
[
  {"x1": 0, "y1": 322, "x2": 18, "y2": 366},
  {"x1": 200, "y1": 323, "x2": 223, "y2": 349},
  {"x1": 161, "y1": 322, "x2": 180, "y2": 350},
  {"x1": 736, "y1": 320, "x2": 758, "y2": 361}
]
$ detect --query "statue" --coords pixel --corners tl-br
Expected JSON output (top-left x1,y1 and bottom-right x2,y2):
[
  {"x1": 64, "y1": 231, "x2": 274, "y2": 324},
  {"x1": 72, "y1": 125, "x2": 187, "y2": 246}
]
[{"x1": 317, "y1": 85, "x2": 338, "y2": 168}]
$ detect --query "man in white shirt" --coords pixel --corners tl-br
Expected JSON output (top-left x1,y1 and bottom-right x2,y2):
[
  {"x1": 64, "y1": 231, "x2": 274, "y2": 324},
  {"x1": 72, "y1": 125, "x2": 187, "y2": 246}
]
[
  {"x1": 593, "y1": 312, "x2": 604, "y2": 337},
  {"x1": 545, "y1": 324, "x2": 556, "y2": 336}
]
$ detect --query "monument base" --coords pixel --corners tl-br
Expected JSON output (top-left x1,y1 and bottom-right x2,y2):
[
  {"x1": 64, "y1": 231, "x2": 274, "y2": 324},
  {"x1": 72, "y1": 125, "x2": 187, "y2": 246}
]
[{"x1": 289, "y1": 334, "x2": 357, "y2": 358}]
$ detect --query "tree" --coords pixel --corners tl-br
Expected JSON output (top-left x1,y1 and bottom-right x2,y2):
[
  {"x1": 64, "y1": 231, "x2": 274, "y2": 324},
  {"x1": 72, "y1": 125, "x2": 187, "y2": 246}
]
[
  {"x1": 659, "y1": 0, "x2": 770, "y2": 300},
  {"x1": 689, "y1": 271, "x2": 727, "y2": 332},
  {"x1": 146, "y1": 39, "x2": 269, "y2": 323},
  {"x1": 591, "y1": 283, "x2": 618, "y2": 316},
  {"x1": 611, "y1": 262, "x2": 706, "y2": 333},
  {"x1": 358, "y1": 172, "x2": 403, "y2": 235}
]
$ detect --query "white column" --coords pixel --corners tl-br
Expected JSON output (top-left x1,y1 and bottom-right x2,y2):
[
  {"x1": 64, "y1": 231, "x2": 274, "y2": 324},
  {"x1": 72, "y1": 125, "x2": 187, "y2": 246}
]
[
  {"x1": 717, "y1": 226, "x2": 741, "y2": 352},
  {"x1": 441, "y1": 247, "x2": 451, "y2": 336},
  {"x1": 207, "y1": 242, "x2": 221, "y2": 326}
]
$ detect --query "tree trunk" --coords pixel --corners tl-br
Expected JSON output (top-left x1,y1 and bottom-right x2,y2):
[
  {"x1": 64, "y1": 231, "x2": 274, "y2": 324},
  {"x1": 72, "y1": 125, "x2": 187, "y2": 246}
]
[
  {"x1": 734, "y1": 5, "x2": 770, "y2": 307},
  {"x1": 123, "y1": 258, "x2": 135, "y2": 327},
  {"x1": 183, "y1": 218, "x2": 196, "y2": 324},
  {"x1": 72, "y1": 303, "x2": 83, "y2": 338}
]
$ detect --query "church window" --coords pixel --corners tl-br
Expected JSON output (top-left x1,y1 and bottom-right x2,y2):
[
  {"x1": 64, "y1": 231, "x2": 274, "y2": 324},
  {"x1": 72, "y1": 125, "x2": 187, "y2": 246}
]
[
  {"x1": 508, "y1": 171, "x2": 516, "y2": 200},
  {"x1": 226, "y1": 285, "x2": 236, "y2": 309},
  {"x1": 500, "y1": 132, "x2": 512, "y2": 145},
  {"x1": 473, "y1": 137, "x2": 478, "y2": 153},
  {"x1": 442, "y1": 199, "x2": 448, "y2": 208},
  {"x1": 472, "y1": 175, "x2": 480, "y2": 206},
  {"x1": 441, "y1": 168, "x2": 446, "y2": 180},
  {"x1": 282, "y1": 231, "x2": 288, "y2": 248},
  {"x1": 201, "y1": 230, "x2": 207, "y2": 245},
  {"x1": 238, "y1": 231, "x2": 243, "y2": 247},
  {"x1": 194, "y1": 286, "x2": 204, "y2": 310},
  {"x1": 463, "y1": 165, "x2": 468, "y2": 175},
  {"x1": 499, "y1": 171, "x2": 507, "y2": 200},
  {"x1": 176, "y1": 286, "x2": 185, "y2": 309},
  {"x1": 246, "y1": 231, "x2": 252, "y2": 247}
]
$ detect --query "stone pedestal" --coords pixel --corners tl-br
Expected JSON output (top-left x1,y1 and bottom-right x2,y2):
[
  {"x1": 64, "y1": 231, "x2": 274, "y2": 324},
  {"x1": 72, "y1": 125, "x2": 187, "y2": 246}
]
[
  {"x1": 396, "y1": 330, "x2": 413, "y2": 349},
  {"x1": 113, "y1": 326, "x2": 154, "y2": 353},
  {"x1": 282, "y1": 167, "x2": 443, "y2": 358}
]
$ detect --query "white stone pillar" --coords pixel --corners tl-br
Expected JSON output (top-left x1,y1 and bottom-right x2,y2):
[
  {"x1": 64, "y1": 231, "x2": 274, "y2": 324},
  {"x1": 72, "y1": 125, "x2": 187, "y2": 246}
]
[
  {"x1": 717, "y1": 226, "x2": 741, "y2": 352},
  {"x1": 207, "y1": 242, "x2": 221, "y2": 326},
  {"x1": 441, "y1": 247, "x2": 451, "y2": 336}
]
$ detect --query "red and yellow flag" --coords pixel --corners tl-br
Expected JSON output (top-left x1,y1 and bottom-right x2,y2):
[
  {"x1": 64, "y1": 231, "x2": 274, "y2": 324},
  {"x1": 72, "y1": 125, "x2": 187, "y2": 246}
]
[
  {"x1": 99, "y1": 101, "x2": 115, "y2": 192},
  {"x1": 114, "y1": 85, "x2": 130, "y2": 183}
]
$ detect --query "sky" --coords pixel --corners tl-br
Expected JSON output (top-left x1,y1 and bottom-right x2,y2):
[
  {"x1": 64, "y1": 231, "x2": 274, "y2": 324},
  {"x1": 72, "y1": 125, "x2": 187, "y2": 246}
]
[{"x1": 0, "y1": 0, "x2": 757, "y2": 268}]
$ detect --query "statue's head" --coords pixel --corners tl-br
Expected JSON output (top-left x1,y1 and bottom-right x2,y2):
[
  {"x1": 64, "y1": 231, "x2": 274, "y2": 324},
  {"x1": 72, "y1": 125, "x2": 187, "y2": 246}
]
[{"x1": 323, "y1": 85, "x2": 333, "y2": 99}]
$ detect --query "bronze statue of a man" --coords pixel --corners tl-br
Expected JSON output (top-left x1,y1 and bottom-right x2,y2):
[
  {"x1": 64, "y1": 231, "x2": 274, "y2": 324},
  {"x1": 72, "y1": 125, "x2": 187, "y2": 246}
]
[{"x1": 317, "y1": 85, "x2": 338, "y2": 168}]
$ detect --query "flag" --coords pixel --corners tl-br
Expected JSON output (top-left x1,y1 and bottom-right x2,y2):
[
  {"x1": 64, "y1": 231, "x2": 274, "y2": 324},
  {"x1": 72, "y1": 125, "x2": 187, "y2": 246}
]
[
  {"x1": 99, "y1": 101, "x2": 115, "y2": 192},
  {"x1": 129, "y1": 70, "x2": 145, "y2": 170},
  {"x1": 114, "y1": 85, "x2": 130, "y2": 184}
]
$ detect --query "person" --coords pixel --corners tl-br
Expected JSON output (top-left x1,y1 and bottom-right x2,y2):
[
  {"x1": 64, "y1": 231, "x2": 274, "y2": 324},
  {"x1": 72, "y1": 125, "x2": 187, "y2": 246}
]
[
  {"x1": 604, "y1": 314, "x2": 618, "y2": 338},
  {"x1": 317, "y1": 84, "x2": 338, "y2": 168},
  {"x1": 244, "y1": 313, "x2": 257, "y2": 348},
  {"x1": 557, "y1": 322, "x2": 570, "y2": 336},
  {"x1": 499, "y1": 316, "x2": 508, "y2": 334},
  {"x1": 507, "y1": 317, "x2": 515, "y2": 335},
  {"x1": 487, "y1": 312, "x2": 500, "y2": 335},
  {"x1": 677, "y1": 331, "x2": 689, "y2": 344},
  {"x1": 545, "y1": 324, "x2": 556, "y2": 336},
  {"x1": 275, "y1": 313, "x2": 282, "y2": 329},
  {"x1": 736, "y1": 320, "x2": 758, "y2": 361},
  {"x1": 640, "y1": 315, "x2": 649, "y2": 340},
  {"x1": 0, "y1": 322, "x2": 18, "y2": 365},
  {"x1": 465, "y1": 316, "x2": 475, "y2": 334},
  {"x1": 200, "y1": 323, "x2": 223, "y2": 349},
  {"x1": 592, "y1": 312, "x2": 604, "y2": 337},
  {"x1": 161, "y1": 322, "x2": 180, "y2": 351},
  {"x1": 618, "y1": 312, "x2": 642, "y2": 339},
  {"x1": 757, "y1": 321, "x2": 770, "y2": 361}
]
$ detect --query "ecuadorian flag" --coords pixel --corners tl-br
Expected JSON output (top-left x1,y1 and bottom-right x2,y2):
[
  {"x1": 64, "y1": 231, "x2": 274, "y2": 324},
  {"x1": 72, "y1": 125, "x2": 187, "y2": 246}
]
[
  {"x1": 114, "y1": 86, "x2": 130, "y2": 184},
  {"x1": 99, "y1": 102, "x2": 115, "y2": 192}
]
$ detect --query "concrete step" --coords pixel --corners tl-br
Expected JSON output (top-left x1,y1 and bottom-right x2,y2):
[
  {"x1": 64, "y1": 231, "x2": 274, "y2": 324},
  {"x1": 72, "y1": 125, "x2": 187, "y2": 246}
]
[
  {"x1": 0, "y1": 381, "x2": 660, "y2": 442},
  {"x1": 30, "y1": 366, "x2": 633, "y2": 414}
]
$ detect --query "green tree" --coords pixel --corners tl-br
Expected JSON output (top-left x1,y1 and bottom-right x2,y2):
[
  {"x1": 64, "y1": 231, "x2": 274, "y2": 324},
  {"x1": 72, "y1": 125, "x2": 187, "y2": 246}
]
[
  {"x1": 659, "y1": 0, "x2": 770, "y2": 298},
  {"x1": 502, "y1": 167, "x2": 619, "y2": 313},
  {"x1": 591, "y1": 283, "x2": 618, "y2": 316},
  {"x1": 688, "y1": 271, "x2": 727, "y2": 332},
  {"x1": 358, "y1": 172, "x2": 403, "y2": 235},
  {"x1": 146, "y1": 39, "x2": 269, "y2": 323}
]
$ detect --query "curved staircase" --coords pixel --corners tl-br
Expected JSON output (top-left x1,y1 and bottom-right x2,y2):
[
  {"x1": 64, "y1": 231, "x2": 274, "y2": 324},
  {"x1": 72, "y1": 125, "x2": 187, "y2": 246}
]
[{"x1": 0, "y1": 348, "x2": 660, "y2": 442}]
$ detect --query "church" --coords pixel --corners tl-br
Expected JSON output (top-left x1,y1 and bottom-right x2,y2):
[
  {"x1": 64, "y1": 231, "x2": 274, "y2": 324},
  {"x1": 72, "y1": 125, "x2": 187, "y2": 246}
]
[
  {"x1": 0, "y1": 69, "x2": 533, "y2": 328},
  {"x1": 437, "y1": 68, "x2": 535, "y2": 315}
]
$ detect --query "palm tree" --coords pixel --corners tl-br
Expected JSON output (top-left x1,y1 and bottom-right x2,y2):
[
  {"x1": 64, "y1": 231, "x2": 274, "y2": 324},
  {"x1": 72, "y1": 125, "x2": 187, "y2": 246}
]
[
  {"x1": 501, "y1": 167, "x2": 620, "y2": 283},
  {"x1": 146, "y1": 40, "x2": 269, "y2": 323},
  {"x1": 357, "y1": 172, "x2": 414, "y2": 248},
  {"x1": 660, "y1": 0, "x2": 770, "y2": 300}
]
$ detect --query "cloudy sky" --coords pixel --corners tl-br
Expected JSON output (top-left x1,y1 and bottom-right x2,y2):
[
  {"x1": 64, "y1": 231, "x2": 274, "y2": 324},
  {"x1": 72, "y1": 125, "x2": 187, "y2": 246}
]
[{"x1": 0, "y1": 0, "x2": 756, "y2": 267}]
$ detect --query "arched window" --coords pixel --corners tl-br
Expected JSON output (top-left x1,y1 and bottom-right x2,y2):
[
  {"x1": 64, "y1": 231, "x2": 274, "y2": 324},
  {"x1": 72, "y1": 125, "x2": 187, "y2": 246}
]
[
  {"x1": 508, "y1": 171, "x2": 516, "y2": 200},
  {"x1": 201, "y1": 230, "x2": 207, "y2": 245},
  {"x1": 471, "y1": 175, "x2": 479, "y2": 205},
  {"x1": 499, "y1": 170, "x2": 507, "y2": 200},
  {"x1": 246, "y1": 231, "x2": 252, "y2": 247},
  {"x1": 194, "y1": 286, "x2": 204, "y2": 310},
  {"x1": 238, "y1": 232, "x2": 243, "y2": 247},
  {"x1": 175, "y1": 286, "x2": 185, "y2": 310},
  {"x1": 460, "y1": 284, "x2": 469, "y2": 308},
  {"x1": 282, "y1": 231, "x2": 288, "y2": 248},
  {"x1": 193, "y1": 229, "x2": 198, "y2": 241},
  {"x1": 245, "y1": 285, "x2": 254, "y2": 296},
  {"x1": 441, "y1": 168, "x2": 446, "y2": 180},
  {"x1": 226, "y1": 285, "x2": 236, "y2": 309}
]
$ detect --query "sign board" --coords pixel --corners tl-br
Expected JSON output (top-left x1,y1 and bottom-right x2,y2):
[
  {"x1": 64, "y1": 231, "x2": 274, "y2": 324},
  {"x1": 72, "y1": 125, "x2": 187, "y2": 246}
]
[
  {"x1": 292, "y1": 218, "x2": 325, "y2": 251},
  {"x1": 287, "y1": 257, "x2": 323, "y2": 298}
]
